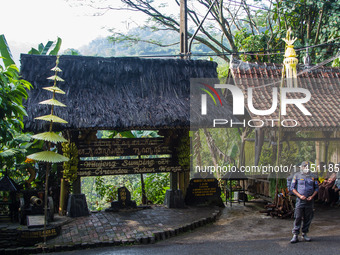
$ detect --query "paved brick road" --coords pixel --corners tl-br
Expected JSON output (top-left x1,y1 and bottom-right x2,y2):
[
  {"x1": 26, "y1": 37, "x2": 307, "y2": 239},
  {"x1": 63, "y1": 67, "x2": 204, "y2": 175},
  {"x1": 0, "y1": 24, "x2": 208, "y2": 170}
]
[{"x1": 46, "y1": 205, "x2": 221, "y2": 247}]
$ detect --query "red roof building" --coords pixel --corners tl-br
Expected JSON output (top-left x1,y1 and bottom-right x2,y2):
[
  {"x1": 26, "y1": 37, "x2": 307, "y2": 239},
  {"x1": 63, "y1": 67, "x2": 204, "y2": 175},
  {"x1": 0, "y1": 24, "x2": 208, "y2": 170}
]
[
  {"x1": 228, "y1": 58, "x2": 340, "y2": 166},
  {"x1": 229, "y1": 59, "x2": 340, "y2": 131}
]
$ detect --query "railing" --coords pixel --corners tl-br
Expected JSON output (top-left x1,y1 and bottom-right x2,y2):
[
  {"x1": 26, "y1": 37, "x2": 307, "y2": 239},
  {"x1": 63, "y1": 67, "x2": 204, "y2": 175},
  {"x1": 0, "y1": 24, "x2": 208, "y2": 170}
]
[{"x1": 243, "y1": 175, "x2": 272, "y2": 201}]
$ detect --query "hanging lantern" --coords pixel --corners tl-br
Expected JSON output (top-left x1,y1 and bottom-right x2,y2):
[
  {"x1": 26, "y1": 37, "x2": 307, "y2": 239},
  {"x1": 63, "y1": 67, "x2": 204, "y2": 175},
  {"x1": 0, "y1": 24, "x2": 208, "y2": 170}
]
[{"x1": 282, "y1": 28, "x2": 298, "y2": 88}]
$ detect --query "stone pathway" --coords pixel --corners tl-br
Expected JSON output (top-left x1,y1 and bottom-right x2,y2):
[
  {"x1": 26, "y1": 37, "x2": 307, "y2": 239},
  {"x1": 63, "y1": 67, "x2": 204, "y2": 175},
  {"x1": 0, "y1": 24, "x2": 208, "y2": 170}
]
[
  {"x1": 47, "y1": 205, "x2": 221, "y2": 246},
  {"x1": 0, "y1": 205, "x2": 222, "y2": 254}
]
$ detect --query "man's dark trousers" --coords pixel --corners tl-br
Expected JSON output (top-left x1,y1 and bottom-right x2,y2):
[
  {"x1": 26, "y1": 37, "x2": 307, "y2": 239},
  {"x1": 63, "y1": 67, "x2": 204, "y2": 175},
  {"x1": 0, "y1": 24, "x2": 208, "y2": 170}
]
[{"x1": 292, "y1": 198, "x2": 314, "y2": 234}]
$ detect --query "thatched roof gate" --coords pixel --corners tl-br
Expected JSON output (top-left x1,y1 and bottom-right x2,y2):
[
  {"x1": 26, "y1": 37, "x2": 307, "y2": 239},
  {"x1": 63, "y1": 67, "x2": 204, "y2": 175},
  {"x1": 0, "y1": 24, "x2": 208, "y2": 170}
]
[{"x1": 21, "y1": 54, "x2": 218, "y2": 132}]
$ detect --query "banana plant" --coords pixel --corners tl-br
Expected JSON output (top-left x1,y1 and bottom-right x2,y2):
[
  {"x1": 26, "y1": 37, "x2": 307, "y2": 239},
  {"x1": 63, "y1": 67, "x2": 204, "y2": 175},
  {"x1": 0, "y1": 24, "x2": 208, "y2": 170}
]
[
  {"x1": 0, "y1": 34, "x2": 32, "y2": 175},
  {"x1": 28, "y1": 37, "x2": 62, "y2": 55}
]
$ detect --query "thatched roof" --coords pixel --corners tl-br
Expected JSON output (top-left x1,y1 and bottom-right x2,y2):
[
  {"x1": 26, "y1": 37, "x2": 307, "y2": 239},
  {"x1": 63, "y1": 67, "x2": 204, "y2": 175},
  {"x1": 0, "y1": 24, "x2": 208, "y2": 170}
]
[{"x1": 21, "y1": 54, "x2": 219, "y2": 132}]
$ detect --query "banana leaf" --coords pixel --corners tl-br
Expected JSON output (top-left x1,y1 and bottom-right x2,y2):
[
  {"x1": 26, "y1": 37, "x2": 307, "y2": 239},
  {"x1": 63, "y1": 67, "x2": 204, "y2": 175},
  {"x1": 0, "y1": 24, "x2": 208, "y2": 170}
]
[
  {"x1": 32, "y1": 132, "x2": 67, "y2": 143},
  {"x1": 13, "y1": 133, "x2": 32, "y2": 143},
  {"x1": 38, "y1": 43, "x2": 44, "y2": 53},
  {"x1": 35, "y1": 114, "x2": 68, "y2": 123},
  {"x1": 0, "y1": 34, "x2": 15, "y2": 68},
  {"x1": 0, "y1": 148, "x2": 20, "y2": 157},
  {"x1": 49, "y1": 37, "x2": 62, "y2": 55},
  {"x1": 27, "y1": 151, "x2": 69, "y2": 163},
  {"x1": 43, "y1": 86, "x2": 65, "y2": 94},
  {"x1": 41, "y1": 41, "x2": 54, "y2": 55},
  {"x1": 28, "y1": 48, "x2": 41, "y2": 55},
  {"x1": 39, "y1": 98, "x2": 66, "y2": 107}
]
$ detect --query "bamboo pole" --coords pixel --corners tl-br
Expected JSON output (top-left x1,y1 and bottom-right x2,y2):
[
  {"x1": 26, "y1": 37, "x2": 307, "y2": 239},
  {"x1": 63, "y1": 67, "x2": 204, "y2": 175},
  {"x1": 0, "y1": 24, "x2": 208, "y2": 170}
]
[{"x1": 275, "y1": 65, "x2": 285, "y2": 205}]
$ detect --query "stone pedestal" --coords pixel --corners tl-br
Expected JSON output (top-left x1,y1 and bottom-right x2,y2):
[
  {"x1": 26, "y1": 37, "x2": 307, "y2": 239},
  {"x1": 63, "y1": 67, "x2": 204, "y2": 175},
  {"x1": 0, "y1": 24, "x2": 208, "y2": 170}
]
[
  {"x1": 164, "y1": 189, "x2": 185, "y2": 208},
  {"x1": 66, "y1": 194, "x2": 89, "y2": 217}
]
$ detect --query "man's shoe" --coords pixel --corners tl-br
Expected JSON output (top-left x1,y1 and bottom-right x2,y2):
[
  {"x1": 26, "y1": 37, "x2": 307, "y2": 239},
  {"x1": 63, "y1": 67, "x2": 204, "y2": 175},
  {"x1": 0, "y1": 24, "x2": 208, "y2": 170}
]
[
  {"x1": 290, "y1": 234, "x2": 299, "y2": 243},
  {"x1": 302, "y1": 233, "x2": 311, "y2": 242}
]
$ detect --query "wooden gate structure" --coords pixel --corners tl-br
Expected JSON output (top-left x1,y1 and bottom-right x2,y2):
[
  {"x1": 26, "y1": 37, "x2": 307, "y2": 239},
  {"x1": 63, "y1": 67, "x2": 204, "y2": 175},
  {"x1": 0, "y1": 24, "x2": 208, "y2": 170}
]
[
  {"x1": 21, "y1": 54, "x2": 218, "y2": 204},
  {"x1": 77, "y1": 132, "x2": 181, "y2": 177}
]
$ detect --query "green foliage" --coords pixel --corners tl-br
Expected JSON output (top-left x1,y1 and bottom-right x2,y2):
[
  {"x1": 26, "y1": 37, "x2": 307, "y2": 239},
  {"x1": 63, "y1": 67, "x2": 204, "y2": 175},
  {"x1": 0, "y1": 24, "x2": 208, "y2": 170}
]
[
  {"x1": 63, "y1": 48, "x2": 81, "y2": 56},
  {"x1": 82, "y1": 175, "x2": 138, "y2": 210},
  {"x1": 259, "y1": 142, "x2": 299, "y2": 168},
  {"x1": 217, "y1": 64, "x2": 230, "y2": 84},
  {"x1": 0, "y1": 34, "x2": 33, "y2": 174},
  {"x1": 97, "y1": 130, "x2": 161, "y2": 139},
  {"x1": 177, "y1": 135, "x2": 190, "y2": 170},
  {"x1": 280, "y1": 142, "x2": 299, "y2": 167},
  {"x1": 295, "y1": 134, "x2": 316, "y2": 164},
  {"x1": 0, "y1": 35, "x2": 15, "y2": 67},
  {"x1": 28, "y1": 37, "x2": 62, "y2": 55},
  {"x1": 193, "y1": 128, "x2": 241, "y2": 169},
  {"x1": 269, "y1": 178, "x2": 287, "y2": 198},
  {"x1": 94, "y1": 176, "x2": 118, "y2": 203},
  {"x1": 133, "y1": 173, "x2": 169, "y2": 204},
  {"x1": 273, "y1": 0, "x2": 340, "y2": 64},
  {"x1": 0, "y1": 132, "x2": 33, "y2": 175},
  {"x1": 82, "y1": 129, "x2": 168, "y2": 210},
  {"x1": 332, "y1": 56, "x2": 340, "y2": 67},
  {"x1": 234, "y1": 28, "x2": 268, "y2": 62},
  {"x1": 258, "y1": 145, "x2": 274, "y2": 173},
  {"x1": 232, "y1": 0, "x2": 340, "y2": 64},
  {"x1": 259, "y1": 142, "x2": 299, "y2": 198}
]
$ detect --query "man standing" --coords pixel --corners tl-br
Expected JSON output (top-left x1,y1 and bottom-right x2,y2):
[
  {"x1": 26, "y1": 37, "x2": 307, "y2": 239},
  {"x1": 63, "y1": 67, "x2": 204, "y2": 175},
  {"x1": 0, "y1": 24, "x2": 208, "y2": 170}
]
[{"x1": 290, "y1": 161, "x2": 319, "y2": 243}]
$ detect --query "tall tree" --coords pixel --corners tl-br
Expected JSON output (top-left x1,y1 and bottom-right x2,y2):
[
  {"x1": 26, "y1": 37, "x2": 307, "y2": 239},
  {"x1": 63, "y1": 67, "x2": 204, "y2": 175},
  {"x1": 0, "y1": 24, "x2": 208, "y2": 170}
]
[{"x1": 74, "y1": 0, "x2": 339, "y2": 63}]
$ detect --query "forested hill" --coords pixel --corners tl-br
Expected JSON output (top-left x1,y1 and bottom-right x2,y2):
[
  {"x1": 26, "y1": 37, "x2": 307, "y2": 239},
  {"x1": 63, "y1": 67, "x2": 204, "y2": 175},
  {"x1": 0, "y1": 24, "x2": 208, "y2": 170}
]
[{"x1": 78, "y1": 28, "x2": 212, "y2": 58}]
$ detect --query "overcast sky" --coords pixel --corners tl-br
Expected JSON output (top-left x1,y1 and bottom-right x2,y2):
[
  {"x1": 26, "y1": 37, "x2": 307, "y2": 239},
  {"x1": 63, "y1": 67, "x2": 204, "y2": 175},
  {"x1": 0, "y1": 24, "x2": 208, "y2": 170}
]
[
  {"x1": 3, "y1": 0, "x2": 148, "y2": 47},
  {"x1": 1, "y1": 0, "x2": 153, "y2": 64}
]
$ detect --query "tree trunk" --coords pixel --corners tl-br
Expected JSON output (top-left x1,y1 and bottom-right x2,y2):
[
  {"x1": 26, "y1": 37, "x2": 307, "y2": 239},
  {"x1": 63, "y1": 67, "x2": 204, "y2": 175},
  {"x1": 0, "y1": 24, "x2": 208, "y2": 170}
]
[{"x1": 203, "y1": 129, "x2": 219, "y2": 177}]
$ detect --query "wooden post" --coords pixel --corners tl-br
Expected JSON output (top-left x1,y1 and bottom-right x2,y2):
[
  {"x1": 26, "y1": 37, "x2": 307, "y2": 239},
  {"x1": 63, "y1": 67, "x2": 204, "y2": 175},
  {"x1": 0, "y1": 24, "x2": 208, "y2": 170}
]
[
  {"x1": 58, "y1": 139, "x2": 67, "y2": 215},
  {"x1": 180, "y1": 0, "x2": 188, "y2": 58},
  {"x1": 59, "y1": 178, "x2": 67, "y2": 215},
  {"x1": 170, "y1": 172, "x2": 178, "y2": 190},
  {"x1": 178, "y1": 172, "x2": 190, "y2": 197},
  {"x1": 72, "y1": 177, "x2": 81, "y2": 194},
  {"x1": 43, "y1": 162, "x2": 50, "y2": 244},
  {"x1": 141, "y1": 174, "x2": 147, "y2": 204},
  {"x1": 325, "y1": 141, "x2": 329, "y2": 168},
  {"x1": 323, "y1": 131, "x2": 332, "y2": 168},
  {"x1": 239, "y1": 127, "x2": 251, "y2": 168}
]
